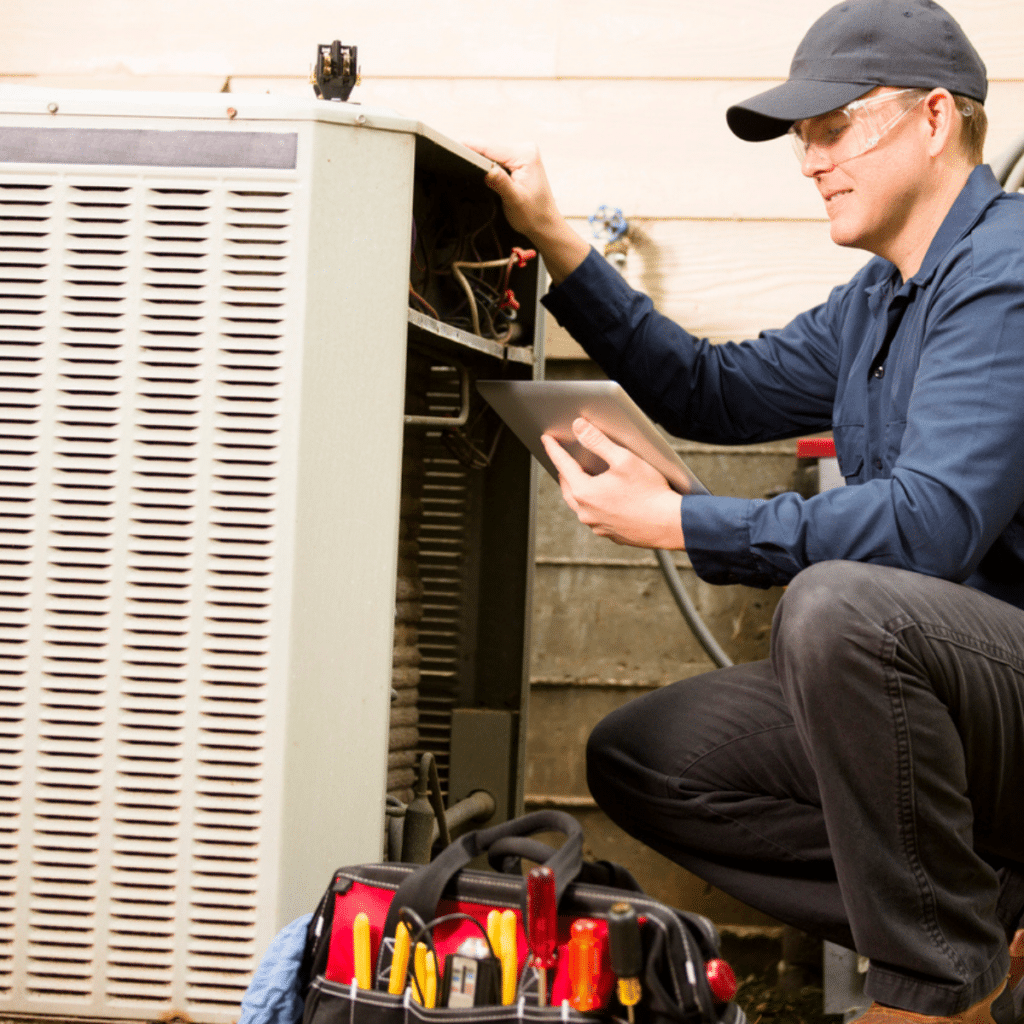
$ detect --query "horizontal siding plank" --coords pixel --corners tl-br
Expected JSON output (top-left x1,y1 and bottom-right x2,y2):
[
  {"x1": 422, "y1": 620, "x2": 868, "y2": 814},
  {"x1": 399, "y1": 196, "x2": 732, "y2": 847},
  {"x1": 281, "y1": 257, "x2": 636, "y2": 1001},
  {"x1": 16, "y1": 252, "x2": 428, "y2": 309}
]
[
  {"x1": 0, "y1": 0, "x2": 561, "y2": 78},
  {"x1": 3, "y1": 0, "x2": 1022, "y2": 80},
  {"x1": 560, "y1": 214, "x2": 870, "y2": 335},
  {"x1": 556, "y1": 0, "x2": 1024, "y2": 81},
  {"x1": 547, "y1": 216, "x2": 870, "y2": 356},
  {"x1": 3, "y1": 74, "x2": 228, "y2": 92},
  {"x1": 224, "y1": 77, "x2": 1024, "y2": 220}
]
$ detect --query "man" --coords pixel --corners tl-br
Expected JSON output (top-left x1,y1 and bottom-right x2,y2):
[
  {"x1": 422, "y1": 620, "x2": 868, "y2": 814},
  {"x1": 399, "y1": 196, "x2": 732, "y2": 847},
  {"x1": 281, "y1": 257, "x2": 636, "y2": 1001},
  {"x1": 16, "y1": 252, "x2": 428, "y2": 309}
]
[{"x1": 470, "y1": 2, "x2": 1024, "y2": 1023}]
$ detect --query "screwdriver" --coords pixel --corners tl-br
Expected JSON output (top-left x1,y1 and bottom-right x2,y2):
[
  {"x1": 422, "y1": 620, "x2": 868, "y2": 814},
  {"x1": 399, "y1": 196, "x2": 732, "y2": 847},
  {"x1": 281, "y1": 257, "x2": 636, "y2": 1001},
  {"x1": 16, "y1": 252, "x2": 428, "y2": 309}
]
[
  {"x1": 499, "y1": 908, "x2": 518, "y2": 1005},
  {"x1": 424, "y1": 950, "x2": 438, "y2": 1009},
  {"x1": 413, "y1": 941, "x2": 428, "y2": 1004},
  {"x1": 608, "y1": 902, "x2": 643, "y2": 1024},
  {"x1": 353, "y1": 911, "x2": 372, "y2": 990},
  {"x1": 527, "y1": 866, "x2": 558, "y2": 1006},
  {"x1": 487, "y1": 909, "x2": 502, "y2": 959},
  {"x1": 388, "y1": 921, "x2": 411, "y2": 995},
  {"x1": 567, "y1": 918, "x2": 602, "y2": 1011}
]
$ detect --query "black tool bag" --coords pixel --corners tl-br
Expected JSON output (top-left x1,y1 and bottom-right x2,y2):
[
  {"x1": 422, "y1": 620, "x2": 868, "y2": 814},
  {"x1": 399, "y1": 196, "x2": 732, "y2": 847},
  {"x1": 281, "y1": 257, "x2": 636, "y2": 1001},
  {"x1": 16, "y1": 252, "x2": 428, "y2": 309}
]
[{"x1": 299, "y1": 811, "x2": 746, "y2": 1024}]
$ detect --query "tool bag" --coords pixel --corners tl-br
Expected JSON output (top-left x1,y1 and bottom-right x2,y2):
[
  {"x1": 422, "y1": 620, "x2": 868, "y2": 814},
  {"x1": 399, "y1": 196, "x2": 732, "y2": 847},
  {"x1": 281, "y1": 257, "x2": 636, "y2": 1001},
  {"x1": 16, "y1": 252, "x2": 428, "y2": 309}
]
[{"x1": 299, "y1": 810, "x2": 746, "y2": 1024}]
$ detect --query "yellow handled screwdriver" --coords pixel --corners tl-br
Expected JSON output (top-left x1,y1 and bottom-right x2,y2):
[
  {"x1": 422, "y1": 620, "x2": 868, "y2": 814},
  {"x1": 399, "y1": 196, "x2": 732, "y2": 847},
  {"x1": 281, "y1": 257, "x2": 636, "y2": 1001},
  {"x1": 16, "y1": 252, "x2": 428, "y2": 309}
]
[
  {"x1": 487, "y1": 909, "x2": 501, "y2": 958},
  {"x1": 499, "y1": 909, "x2": 518, "y2": 1005},
  {"x1": 413, "y1": 941, "x2": 428, "y2": 1004},
  {"x1": 353, "y1": 912, "x2": 372, "y2": 990},
  {"x1": 608, "y1": 902, "x2": 643, "y2": 1024},
  {"x1": 388, "y1": 921, "x2": 411, "y2": 995},
  {"x1": 425, "y1": 950, "x2": 438, "y2": 1009}
]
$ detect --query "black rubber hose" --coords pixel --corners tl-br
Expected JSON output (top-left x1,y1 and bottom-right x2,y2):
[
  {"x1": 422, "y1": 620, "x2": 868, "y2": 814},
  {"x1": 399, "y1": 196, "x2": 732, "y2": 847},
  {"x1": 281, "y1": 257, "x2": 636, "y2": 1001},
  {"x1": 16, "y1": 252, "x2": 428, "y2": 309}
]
[{"x1": 655, "y1": 548, "x2": 733, "y2": 668}]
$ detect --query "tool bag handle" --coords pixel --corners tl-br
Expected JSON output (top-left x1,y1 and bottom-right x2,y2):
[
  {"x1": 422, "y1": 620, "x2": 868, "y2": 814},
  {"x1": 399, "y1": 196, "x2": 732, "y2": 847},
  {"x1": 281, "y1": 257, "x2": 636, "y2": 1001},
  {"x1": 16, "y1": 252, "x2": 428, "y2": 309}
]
[
  {"x1": 382, "y1": 810, "x2": 583, "y2": 940},
  {"x1": 486, "y1": 837, "x2": 645, "y2": 895}
]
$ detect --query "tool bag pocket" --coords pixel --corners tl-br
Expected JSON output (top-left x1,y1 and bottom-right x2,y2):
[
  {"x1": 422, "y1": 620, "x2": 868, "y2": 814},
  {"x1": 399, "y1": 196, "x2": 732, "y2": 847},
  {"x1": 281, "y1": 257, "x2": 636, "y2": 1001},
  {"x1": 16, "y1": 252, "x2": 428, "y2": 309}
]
[
  {"x1": 300, "y1": 811, "x2": 746, "y2": 1024},
  {"x1": 304, "y1": 977, "x2": 599, "y2": 1024}
]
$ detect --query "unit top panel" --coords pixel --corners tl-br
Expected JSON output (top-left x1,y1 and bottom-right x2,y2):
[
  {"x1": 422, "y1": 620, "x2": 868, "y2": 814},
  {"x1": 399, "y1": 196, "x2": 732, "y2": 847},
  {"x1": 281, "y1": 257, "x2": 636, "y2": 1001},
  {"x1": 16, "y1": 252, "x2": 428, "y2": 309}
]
[{"x1": 0, "y1": 84, "x2": 491, "y2": 174}]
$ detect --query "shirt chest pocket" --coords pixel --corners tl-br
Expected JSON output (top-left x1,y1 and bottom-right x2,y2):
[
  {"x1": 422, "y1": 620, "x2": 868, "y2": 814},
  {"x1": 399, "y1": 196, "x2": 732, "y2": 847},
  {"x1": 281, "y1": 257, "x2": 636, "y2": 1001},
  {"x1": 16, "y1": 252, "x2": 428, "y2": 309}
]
[{"x1": 832, "y1": 424, "x2": 865, "y2": 483}]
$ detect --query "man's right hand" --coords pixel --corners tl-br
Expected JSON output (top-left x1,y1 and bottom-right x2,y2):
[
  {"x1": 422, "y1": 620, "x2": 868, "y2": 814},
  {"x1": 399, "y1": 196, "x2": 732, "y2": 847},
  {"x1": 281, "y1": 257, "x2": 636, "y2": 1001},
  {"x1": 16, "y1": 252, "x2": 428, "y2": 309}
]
[{"x1": 464, "y1": 142, "x2": 592, "y2": 285}]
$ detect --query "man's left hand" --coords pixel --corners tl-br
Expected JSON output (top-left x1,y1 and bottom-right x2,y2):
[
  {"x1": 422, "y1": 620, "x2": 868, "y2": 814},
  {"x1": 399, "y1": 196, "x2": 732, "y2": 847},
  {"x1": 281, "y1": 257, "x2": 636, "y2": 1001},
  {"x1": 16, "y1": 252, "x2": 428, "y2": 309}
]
[{"x1": 541, "y1": 418, "x2": 686, "y2": 550}]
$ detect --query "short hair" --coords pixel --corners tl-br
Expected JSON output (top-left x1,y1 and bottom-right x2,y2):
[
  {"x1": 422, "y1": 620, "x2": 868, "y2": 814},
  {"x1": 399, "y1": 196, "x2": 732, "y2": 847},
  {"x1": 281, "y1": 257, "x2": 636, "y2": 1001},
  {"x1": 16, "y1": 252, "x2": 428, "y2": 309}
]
[
  {"x1": 903, "y1": 88, "x2": 986, "y2": 165},
  {"x1": 953, "y1": 93, "x2": 987, "y2": 165}
]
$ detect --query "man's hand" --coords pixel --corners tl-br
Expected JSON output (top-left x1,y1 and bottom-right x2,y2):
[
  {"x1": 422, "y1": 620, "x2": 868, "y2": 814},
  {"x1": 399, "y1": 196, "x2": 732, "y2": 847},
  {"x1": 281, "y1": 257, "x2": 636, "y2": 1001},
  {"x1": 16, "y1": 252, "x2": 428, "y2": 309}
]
[
  {"x1": 541, "y1": 418, "x2": 686, "y2": 550},
  {"x1": 463, "y1": 141, "x2": 591, "y2": 285}
]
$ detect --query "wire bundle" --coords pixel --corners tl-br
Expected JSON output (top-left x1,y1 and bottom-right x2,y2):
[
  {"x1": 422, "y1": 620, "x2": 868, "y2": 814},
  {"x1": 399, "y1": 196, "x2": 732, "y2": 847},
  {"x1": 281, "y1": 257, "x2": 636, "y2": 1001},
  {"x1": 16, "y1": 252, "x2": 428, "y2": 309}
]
[{"x1": 408, "y1": 184, "x2": 536, "y2": 343}]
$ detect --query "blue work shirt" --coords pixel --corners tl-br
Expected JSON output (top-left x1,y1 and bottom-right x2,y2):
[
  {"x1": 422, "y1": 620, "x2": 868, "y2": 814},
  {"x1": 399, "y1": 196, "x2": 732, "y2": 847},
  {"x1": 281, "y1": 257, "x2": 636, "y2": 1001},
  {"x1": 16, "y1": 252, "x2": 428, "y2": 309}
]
[{"x1": 542, "y1": 165, "x2": 1024, "y2": 609}]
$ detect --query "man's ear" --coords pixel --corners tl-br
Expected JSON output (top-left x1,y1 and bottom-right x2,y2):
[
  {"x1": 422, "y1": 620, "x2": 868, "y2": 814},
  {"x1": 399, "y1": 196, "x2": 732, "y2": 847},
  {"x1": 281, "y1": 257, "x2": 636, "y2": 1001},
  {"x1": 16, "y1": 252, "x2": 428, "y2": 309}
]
[{"x1": 925, "y1": 89, "x2": 958, "y2": 158}]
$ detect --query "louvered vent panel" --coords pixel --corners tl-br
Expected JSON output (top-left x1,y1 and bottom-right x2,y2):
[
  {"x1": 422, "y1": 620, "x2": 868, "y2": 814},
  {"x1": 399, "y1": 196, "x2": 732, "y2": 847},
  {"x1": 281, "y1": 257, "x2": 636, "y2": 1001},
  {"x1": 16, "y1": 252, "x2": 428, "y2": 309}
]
[
  {"x1": 416, "y1": 365, "x2": 477, "y2": 794},
  {"x1": 188, "y1": 188, "x2": 287, "y2": 1013},
  {"x1": 0, "y1": 180, "x2": 52, "y2": 994},
  {"x1": 0, "y1": 172, "x2": 292, "y2": 1019},
  {"x1": 107, "y1": 183, "x2": 208, "y2": 1009},
  {"x1": 35, "y1": 182, "x2": 131, "y2": 1003}
]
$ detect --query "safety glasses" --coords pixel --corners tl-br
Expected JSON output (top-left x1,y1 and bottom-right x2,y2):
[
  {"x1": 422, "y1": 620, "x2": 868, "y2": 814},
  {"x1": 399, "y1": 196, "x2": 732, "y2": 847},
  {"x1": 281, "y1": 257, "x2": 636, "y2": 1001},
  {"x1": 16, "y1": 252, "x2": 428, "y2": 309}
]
[{"x1": 789, "y1": 89, "x2": 927, "y2": 167}]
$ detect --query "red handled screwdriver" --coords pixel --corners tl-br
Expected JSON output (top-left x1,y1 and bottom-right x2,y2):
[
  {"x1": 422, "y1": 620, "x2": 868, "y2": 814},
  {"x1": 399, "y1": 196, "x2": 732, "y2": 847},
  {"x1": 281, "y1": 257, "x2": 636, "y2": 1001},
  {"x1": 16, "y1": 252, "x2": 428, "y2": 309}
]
[
  {"x1": 608, "y1": 902, "x2": 643, "y2": 1024},
  {"x1": 567, "y1": 918, "x2": 603, "y2": 1012},
  {"x1": 527, "y1": 865, "x2": 558, "y2": 1006}
]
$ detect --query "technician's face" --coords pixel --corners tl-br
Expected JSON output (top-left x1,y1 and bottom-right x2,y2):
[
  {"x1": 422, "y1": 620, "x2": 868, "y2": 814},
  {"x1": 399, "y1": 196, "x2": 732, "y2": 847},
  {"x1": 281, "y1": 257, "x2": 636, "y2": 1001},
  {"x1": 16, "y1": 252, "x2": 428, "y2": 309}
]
[{"x1": 795, "y1": 89, "x2": 931, "y2": 260}]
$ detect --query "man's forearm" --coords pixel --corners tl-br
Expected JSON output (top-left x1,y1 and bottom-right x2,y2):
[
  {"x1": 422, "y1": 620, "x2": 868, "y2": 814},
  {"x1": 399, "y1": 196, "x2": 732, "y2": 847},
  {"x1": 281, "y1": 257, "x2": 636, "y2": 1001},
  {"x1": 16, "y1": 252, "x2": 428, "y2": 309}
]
[{"x1": 528, "y1": 217, "x2": 593, "y2": 286}]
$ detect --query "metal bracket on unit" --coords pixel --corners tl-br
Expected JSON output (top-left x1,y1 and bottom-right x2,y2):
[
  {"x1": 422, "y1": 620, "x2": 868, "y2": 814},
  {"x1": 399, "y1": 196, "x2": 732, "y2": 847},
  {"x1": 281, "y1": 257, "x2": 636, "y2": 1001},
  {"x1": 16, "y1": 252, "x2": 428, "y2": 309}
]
[
  {"x1": 403, "y1": 361, "x2": 471, "y2": 427},
  {"x1": 313, "y1": 41, "x2": 359, "y2": 101}
]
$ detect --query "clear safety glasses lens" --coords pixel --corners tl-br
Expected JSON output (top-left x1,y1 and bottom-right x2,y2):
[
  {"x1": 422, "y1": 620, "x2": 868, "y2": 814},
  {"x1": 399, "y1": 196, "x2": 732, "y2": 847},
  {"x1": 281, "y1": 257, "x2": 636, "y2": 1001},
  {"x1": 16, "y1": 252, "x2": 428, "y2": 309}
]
[{"x1": 789, "y1": 90, "x2": 926, "y2": 166}]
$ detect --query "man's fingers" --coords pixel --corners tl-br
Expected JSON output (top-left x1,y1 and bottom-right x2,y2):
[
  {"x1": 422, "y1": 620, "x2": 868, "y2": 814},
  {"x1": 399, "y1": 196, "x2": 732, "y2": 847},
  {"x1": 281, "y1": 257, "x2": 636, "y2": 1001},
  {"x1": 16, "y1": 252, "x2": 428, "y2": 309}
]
[
  {"x1": 482, "y1": 163, "x2": 515, "y2": 201},
  {"x1": 572, "y1": 418, "x2": 629, "y2": 465},
  {"x1": 541, "y1": 433, "x2": 588, "y2": 486},
  {"x1": 463, "y1": 139, "x2": 516, "y2": 168}
]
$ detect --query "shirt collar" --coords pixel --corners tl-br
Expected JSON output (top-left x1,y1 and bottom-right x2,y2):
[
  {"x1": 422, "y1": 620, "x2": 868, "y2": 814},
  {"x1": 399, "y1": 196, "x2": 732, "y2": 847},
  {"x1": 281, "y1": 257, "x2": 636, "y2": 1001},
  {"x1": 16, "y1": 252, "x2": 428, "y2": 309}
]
[{"x1": 907, "y1": 164, "x2": 1003, "y2": 289}]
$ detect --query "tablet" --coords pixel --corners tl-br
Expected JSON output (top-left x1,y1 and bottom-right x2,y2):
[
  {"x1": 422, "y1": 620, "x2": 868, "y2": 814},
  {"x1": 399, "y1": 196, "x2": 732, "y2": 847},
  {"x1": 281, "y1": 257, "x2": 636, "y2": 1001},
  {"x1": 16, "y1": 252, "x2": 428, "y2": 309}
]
[{"x1": 476, "y1": 379, "x2": 711, "y2": 496}]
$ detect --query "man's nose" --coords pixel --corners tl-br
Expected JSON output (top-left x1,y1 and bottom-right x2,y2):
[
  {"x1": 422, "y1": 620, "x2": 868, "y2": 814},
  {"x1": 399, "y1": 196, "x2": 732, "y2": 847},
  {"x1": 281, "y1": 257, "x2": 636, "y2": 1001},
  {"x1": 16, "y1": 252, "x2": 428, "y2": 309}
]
[{"x1": 801, "y1": 143, "x2": 835, "y2": 178}]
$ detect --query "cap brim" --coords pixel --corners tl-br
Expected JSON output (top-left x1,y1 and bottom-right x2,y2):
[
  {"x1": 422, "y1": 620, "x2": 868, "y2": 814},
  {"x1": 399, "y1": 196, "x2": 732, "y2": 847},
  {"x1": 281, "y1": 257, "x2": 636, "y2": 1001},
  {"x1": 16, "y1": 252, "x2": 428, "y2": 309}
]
[{"x1": 727, "y1": 79, "x2": 874, "y2": 141}]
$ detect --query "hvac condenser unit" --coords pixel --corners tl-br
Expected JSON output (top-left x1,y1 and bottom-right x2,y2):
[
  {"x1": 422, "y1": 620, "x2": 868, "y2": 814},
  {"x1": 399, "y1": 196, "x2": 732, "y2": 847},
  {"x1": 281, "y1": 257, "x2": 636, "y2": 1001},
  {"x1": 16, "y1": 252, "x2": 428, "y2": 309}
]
[{"x1": 0, "y1": 87, "x2": 541, "y2": 1020}]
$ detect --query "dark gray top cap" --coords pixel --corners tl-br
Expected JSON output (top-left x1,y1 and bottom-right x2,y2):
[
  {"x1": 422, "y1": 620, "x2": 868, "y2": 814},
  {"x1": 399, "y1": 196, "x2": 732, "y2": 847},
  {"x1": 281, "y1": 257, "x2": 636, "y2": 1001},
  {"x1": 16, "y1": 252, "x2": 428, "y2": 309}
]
[{"x1": 726, "y1": 0, "x2": 988, "y2": 142}]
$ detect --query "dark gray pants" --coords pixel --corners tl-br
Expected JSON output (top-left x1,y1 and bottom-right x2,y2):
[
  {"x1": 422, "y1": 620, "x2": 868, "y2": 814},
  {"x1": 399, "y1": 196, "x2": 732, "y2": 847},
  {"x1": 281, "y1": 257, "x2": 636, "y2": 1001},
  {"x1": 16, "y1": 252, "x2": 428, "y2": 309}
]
[{"x1": 586, "y1": 561, "x2": 1024, "y2": 1016}]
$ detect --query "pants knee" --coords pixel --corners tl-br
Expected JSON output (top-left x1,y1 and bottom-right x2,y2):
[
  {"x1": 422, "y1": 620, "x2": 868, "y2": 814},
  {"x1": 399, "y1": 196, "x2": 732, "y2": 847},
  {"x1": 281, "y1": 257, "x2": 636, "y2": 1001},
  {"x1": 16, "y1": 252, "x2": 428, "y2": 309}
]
[
  {"x1": 773, "y1": 561, "x2": 889, "y2": 657},
  {"x1": 585, "y1": 707, "x2": 628, "y2": 808},
  {"x1": 771, "y1": 560, "x2": 908, "y2": 715}
]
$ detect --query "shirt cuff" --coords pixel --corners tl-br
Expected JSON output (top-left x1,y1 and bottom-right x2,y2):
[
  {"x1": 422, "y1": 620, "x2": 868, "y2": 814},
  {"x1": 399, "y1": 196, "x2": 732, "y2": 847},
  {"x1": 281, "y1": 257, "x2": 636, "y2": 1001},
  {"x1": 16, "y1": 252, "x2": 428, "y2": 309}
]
[
  {"x1": 541, "y1": 248, "x2": 651, "y2": 368},
  {"x1": 682, "y1": 495, "x2": 792, "y2": 589}
]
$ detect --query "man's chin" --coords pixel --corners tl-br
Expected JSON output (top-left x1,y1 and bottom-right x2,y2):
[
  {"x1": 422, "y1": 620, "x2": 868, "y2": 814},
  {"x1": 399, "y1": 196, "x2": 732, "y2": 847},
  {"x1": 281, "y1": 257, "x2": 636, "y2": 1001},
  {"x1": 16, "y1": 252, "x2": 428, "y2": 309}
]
[{"x1": 828, "y1": 221, "x2": 864, "y2": 250}]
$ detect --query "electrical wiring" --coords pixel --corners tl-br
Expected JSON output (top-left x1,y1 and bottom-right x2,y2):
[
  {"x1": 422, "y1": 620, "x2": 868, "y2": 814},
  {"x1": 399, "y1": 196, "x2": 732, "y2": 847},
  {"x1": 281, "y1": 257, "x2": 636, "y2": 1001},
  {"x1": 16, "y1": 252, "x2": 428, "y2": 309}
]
[
  {"x1": 408, "y1": 178, "x2": 536, "y2": 343},
  {"x1": 451, "y1": 248, "x2": 536, "y2": 341},
  {"x1": 409, "y1": 283, "x2": 440, "y2": 320}
]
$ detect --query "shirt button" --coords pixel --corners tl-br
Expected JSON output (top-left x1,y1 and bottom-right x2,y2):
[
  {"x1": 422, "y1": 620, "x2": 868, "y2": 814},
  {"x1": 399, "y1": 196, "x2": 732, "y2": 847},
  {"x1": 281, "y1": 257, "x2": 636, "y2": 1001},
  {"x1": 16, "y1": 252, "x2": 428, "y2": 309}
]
[{"x1": 873, "y1": 457, "x2": 883, "y2": 470}]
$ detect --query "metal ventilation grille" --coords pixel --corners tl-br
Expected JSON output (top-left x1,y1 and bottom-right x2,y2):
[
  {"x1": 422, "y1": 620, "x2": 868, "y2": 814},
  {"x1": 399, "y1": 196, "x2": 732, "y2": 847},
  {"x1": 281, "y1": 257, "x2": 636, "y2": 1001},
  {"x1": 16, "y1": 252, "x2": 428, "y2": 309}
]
[
  {"x1": 43, "y1": 182, "x2": 133, "y2": 1004},
  {"x1": 0, "y1": 179, "x2": 53, "y2": 995},
  {"x1": 415, "y1": 364, "x2": 479, "y2": 794},
  {"x1": 189, "y1": 187, "x2": 287, "y2": 1013},
  {"x1": 0, "y1": 174, "x2": 291, "y2": 1019}
]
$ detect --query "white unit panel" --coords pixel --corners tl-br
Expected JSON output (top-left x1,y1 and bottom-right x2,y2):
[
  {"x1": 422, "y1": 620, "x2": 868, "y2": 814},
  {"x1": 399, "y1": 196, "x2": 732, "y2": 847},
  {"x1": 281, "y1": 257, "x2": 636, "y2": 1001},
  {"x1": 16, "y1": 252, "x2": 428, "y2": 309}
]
[{"x1": 0, "y1": 90, "x2": 421, "y2": 1022}]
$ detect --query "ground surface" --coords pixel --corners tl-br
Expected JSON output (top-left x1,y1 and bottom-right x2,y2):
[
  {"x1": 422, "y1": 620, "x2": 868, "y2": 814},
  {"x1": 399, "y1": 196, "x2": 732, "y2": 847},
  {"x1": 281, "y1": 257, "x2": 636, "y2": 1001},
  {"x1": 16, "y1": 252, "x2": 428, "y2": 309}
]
[{"x1": 734, "y1": 972, "x2": 841, "y2": 1024}]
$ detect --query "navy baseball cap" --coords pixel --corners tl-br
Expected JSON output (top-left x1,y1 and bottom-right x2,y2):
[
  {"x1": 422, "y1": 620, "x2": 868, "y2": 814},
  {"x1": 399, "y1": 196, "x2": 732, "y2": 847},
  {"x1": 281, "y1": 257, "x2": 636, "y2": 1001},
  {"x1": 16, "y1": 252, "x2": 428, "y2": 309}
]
[{"x1": 727, "y1": 0, "x2": 988, "y2": 142}]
